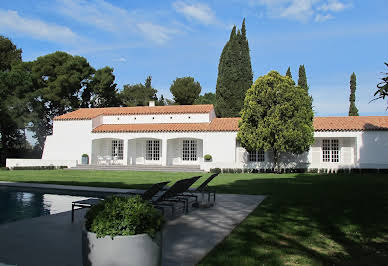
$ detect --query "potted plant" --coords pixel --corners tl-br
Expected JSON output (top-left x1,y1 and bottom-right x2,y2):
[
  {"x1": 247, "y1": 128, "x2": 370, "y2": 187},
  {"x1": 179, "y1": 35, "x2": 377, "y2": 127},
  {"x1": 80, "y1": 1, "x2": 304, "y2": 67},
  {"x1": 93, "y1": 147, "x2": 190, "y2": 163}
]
[
  {"x1": 81, "y1": 154, "x2": 89, "y2": 165},
  {"x1": 204, "y1": 154, "x2": 212, "y2": 162},
  {"x1": 82, "y1": 196, "x2": 165, "y2": 266}
]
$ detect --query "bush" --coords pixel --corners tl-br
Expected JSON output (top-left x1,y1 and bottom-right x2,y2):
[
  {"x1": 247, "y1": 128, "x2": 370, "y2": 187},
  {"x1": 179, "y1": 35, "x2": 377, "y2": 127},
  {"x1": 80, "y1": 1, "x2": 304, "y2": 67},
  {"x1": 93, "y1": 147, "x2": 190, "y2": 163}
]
[
  {"x1": 0, "y1": 167, "x2": 9, "y2": 171},
  {"x1": 308, "y1": 168, "x2": 318, "y2": 173},
  {"x1": 12, "y1": 166, "x2": 67, "y2": 170},
  {"x1": 82, "y1": 154, "x2": 89, "y2": 158},
  {"x1": 85, "y1": 196, "x2": 164, "y2": 239},
  {"x1": 210, "y1": 168, "x2": 221, "y2": 174},
  {"x1": 235, "y1": 168, "x2": 242, "y2": 173},
  {"x1": 204, "y1": 154, "x2": 212, "y2": 161}
]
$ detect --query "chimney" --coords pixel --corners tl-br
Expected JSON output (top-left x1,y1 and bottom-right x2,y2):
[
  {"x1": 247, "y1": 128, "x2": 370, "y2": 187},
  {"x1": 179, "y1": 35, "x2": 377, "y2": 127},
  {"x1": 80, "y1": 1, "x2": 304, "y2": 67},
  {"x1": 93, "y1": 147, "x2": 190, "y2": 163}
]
[{"x1": 149, "y1": 101, "x2": 155, "y2": 107}]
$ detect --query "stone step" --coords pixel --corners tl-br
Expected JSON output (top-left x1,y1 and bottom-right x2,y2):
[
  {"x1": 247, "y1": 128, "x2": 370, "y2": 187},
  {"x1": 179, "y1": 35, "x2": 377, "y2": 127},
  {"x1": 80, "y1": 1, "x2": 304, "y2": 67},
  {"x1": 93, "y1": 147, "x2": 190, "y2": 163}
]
[{"x1": 68, "y1": 164, "x2": 203, "y2": 172}]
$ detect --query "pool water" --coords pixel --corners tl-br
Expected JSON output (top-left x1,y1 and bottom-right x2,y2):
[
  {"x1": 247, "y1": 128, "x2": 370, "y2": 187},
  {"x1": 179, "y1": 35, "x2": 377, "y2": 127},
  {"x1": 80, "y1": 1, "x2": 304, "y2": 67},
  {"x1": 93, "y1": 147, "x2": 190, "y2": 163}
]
[{"x1": 0, "y1": 187, "x2": 100, "y2": 225}]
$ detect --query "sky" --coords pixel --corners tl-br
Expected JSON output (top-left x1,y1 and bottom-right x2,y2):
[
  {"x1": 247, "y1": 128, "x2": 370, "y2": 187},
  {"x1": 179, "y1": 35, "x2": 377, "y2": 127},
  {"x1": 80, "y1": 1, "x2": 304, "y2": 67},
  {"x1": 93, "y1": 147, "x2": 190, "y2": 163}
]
[{"x1": 1, "y1": 0, "x2": 387, "y2": 117}]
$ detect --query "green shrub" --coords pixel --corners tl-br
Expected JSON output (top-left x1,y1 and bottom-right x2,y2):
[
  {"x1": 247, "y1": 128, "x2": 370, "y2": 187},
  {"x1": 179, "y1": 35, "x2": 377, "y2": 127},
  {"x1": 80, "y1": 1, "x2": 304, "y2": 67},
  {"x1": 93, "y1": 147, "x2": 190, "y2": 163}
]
[
  {"x1": 0, "y1": 167, "x2": 9, "y2": 171},
  {"x1": 82, "y1": 154, "x2": 89, "y2": 157},
  {"x1": 308, "y1": 168, "x2": 318, "y2": 173},
  {"x1": 204, "y1": 154, "x2": 212, "y2": 161},
  {"x1": 235, "y1": 168, "x2": 242, "y2": 173},
  {"x1": 210, "y1": 168, "x2": 221, "y2": 174},
  {"x1": 85, "y1": 195, "x2": 165, "y2": 239}
]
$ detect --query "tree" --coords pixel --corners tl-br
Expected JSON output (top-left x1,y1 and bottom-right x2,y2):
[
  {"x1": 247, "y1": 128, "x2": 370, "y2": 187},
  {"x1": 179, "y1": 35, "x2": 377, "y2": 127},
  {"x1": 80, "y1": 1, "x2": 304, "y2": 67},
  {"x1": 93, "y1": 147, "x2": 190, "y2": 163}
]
[
  {"x1": 170, "y1": 77, "x2": 201, "y2": 105},
  {"x1": 194, "y1": 92, "x2": 216, "y2": 105},
  {"x1": 373, "y1": 62, "x2": 388, "y2": 104},
  {"x1": 286, "y1": 67, "x2": 292, "y2": 79},
  {"x1": 84, "y1": 66, "x2": 119, "y2": 107},
  {"x1": 238, "y1": 71, "x2": 314, "y2": 172},
  {"x1": 156, "y1": 95, "x2": 166, "y2": 106},
  {"x1": 0, "y1": 64, "x2": 34, "y2": 164},
  {"x1": 348, "y1": 72, "x2": 359, "y2": 116},
  {"x1": 30, "y1": 51, "x2": 94, "y2": 150},
  {"x1": 0, "y1": 36, "x2": 22, "y2": 71},
  {"x1": 298, "y1": 65, "x2": 308, "y2": 91},
  {"x1": 120, "y1": 76, "x2": 157, "y2": 106},
  {"x1": 215, "y1": 18, "x2": 253, "y2": 117}
]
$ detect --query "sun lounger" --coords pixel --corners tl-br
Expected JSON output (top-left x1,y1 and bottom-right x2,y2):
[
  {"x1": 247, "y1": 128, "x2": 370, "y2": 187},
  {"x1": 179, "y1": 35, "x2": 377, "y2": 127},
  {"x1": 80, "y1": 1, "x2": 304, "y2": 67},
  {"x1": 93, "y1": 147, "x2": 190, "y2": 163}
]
[{"x1": 71, "y1": 181, "x2": 170, "y2": 223}]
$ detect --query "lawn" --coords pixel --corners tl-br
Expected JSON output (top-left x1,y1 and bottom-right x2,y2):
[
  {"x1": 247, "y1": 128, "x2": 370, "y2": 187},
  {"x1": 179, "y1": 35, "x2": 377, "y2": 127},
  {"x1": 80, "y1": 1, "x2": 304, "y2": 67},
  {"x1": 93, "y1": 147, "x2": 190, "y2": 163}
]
[{"x1": 0, "y1": 170, "x2": 387, "y2": 265}]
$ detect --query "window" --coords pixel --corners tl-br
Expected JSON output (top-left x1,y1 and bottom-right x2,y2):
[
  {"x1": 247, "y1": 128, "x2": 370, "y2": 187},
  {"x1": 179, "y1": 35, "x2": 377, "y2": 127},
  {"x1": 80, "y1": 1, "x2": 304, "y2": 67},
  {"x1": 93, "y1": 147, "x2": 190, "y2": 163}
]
[
  {"x1": 146, "y1": 140, "x2": 160, "y2": 161},
  {"x1": 183, "y1": 140, "x2": 197, "y2": 161},
  {"x1": 111, "y1": 140, "x2": 123, "y2": 159},
  {"x1": 322, "y1": 139, "x2": 339, "y2": 162},
  {"x1": 248, "y1": 150, "x2": 265, "y2": 162}
]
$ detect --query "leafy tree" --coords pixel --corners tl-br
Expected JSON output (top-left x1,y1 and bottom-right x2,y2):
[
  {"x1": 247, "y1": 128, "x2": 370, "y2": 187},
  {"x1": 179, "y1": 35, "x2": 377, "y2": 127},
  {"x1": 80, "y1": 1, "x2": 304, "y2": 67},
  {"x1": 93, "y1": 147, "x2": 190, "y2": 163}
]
[
  {"x1": 83, "y1": 66, "x2": 119, "y2": 107},
  {"x1": 120, "y1": 76, "x2": 157, "y2": 106},
  {"x1": 194, "y1": 92, "x2": 216, "y2": 105},
  {"x1": 286, "y1": 67, "x2": 292, "y2": 79},
  {"x1": 170, "y1": 76, "x2": 201, "y2": 105},
  {"x1": 373, "y1": 62, "x2": 388, "y2": 103},
  {"x1": 0, "y1": 64, "x2": 34, "y2": 164},
  {"x1": 348, "y1": 72, "x2": 359, "y2": 116},
  {"x1": 156, "y1": 95, "x2": 166, "y2": 106},
  {"x1": 298, "y1": 65, "x2": 308, "y2": 91},
  {"x1": 0, "y1": 36, "x2": 22, "y2": 71},
  {"x1": 216, "y1": 19, "x2": 253, "y2": 117},
  {"x1": 30, "y1": 51, "x2": 94, "y2": 150},
  {"x1": 238, "y1": 71, "x2": 314, "y2": 172}
]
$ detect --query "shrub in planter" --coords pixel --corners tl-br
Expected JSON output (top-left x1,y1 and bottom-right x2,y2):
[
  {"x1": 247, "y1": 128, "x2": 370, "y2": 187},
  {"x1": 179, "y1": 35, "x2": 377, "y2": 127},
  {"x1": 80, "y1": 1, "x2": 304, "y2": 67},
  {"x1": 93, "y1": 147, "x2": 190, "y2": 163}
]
[
  {"x1": 83, "y1": 196, "x2": 165, "y2": 266},
  {"x1": 204, "y1": 154, "x2": 212, "y2": 161}
]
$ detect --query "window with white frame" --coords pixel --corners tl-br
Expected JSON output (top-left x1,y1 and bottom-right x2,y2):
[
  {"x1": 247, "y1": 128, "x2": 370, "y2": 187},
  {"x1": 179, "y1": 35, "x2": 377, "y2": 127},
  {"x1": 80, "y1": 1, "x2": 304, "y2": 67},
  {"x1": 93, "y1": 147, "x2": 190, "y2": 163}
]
[
  {"x1": 248, "y1": 150, "x2": 265, "y2": 162},
  {"x1": 322, "y1": 139, "x2": 339, "y2": 162},
  {"x1": 182, "y1": 140, "x2": 197, "y2": 161},
  {"x1": 146, "y1": 140, "x2": 160, "y2": 161},
  {"x1": 111, "y1": 140, "x2": 123, "y2": 159}
]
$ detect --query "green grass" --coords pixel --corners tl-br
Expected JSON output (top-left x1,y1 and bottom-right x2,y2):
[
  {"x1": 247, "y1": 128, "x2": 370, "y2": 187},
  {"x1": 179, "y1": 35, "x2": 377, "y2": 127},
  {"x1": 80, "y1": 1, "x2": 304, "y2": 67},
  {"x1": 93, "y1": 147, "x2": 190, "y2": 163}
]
[{"x1": 0, "y1": 170, "x2": 387, "y2": 265}]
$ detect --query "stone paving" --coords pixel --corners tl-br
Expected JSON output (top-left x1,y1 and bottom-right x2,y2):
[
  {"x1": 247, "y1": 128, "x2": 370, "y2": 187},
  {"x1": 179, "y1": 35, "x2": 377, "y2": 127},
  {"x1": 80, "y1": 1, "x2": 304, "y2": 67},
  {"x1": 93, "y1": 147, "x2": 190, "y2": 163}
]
[{"x1": 0, "y1": 183, "x2": 265, "y2": 266}]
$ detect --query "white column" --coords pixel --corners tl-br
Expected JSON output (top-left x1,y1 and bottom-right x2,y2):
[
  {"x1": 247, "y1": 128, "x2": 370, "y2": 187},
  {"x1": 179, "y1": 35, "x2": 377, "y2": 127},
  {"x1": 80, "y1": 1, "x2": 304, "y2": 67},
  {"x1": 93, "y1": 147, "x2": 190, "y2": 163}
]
[
  {"x1": 161, "y1": 138, "x2": 168, "y2": 166},
  {"x1": 123, "y1": 139, "x2": 128, "y2": 166}
]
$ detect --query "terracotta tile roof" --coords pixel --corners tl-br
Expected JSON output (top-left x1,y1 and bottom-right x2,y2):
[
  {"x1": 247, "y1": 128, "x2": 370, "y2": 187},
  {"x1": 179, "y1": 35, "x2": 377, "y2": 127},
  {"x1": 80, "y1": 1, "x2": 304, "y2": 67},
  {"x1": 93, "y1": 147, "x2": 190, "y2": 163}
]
[
  {"x1": 313, "y1": 116, "x2": 388, "y2": 131},
  {"x1": 54, "y1": 105, "x2": 214, "y2": 120},
  {"x1": 92, "y1": 118, "x2": 240, "y2": 133}
]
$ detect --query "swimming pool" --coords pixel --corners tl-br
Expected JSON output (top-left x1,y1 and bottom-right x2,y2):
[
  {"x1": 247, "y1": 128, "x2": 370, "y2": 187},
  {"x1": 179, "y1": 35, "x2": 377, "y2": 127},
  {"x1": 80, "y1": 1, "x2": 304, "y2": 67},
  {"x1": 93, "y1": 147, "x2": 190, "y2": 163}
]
[{"x1": 0, "y1": 186, "x2": 104, "y2": 225}]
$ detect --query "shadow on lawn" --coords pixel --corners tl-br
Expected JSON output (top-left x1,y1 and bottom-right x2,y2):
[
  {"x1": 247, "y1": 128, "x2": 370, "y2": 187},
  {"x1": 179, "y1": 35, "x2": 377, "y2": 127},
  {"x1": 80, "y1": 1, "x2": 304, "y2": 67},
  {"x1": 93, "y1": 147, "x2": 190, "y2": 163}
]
[{"x1": 201, "y1": 173, "x2": 388, "y2": 265}]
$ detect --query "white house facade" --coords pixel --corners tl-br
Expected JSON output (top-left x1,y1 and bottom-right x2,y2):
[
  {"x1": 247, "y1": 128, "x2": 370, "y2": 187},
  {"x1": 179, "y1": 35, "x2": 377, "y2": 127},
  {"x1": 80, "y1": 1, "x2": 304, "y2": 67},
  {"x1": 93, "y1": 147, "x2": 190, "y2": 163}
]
[{"x1": 6, "y1": 103, "x2": 388, "y2": 171}]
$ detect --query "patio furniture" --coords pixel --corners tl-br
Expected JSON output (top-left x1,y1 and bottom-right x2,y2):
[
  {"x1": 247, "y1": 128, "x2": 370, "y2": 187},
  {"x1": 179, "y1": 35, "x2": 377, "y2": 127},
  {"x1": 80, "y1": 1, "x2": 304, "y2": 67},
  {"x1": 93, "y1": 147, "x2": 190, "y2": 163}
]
[
  {"x1": 71, "y1": 181, "x2": 170, "y2": 223},
  {"x1": 152, "y1": 176, "x2": 201, "y2": 215},
  {"x1": 187, "y1": 173, "x2": 218, "y2": 203}
]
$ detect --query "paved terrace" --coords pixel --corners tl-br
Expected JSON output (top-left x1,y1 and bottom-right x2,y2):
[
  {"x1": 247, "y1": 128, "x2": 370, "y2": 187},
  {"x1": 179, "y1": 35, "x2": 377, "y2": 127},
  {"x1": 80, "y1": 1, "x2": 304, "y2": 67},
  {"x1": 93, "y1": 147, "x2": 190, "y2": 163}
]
[{"x1": 0, "y1": 182, "x2": 265, "y2": 266}]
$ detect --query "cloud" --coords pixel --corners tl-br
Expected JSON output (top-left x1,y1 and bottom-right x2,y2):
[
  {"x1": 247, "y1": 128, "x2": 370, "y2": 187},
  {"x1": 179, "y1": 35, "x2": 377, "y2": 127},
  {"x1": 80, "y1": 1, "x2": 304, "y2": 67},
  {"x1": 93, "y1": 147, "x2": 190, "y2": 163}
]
[
  {"x1": 0, "y1": 9, "x2": 78, "y2": 43},
  {"x1": 315, "y1": 13, "x2": 333, "y2": 22},
  {"x1": 173, "y1": 1, "x2": 217, "y2": 25},
  {"x1": 318, "y1": 0, "x2": 351, "y2": 12},
  {"x1": 113, "y1": 57, "x2": 127, "y2": 62},
  {"x1": 251, "y1": 0, "x2": 351, "y2": 22},
  {"x1": 56, "y1": 0, "x2": 178, "y2": 44}
]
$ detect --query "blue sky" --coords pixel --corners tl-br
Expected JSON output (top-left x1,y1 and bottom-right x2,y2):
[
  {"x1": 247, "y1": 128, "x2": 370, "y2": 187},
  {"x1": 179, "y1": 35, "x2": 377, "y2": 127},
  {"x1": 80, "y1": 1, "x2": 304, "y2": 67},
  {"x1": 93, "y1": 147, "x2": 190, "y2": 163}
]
[{"x1": 1, "y1": 0, "x2": 387, "y2": 116}]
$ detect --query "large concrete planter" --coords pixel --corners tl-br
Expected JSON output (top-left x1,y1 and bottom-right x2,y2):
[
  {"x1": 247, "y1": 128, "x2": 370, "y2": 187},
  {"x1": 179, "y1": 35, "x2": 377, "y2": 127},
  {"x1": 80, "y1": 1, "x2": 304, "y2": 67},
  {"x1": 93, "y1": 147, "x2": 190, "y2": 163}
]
[{"x1": 82, "y1": 229, "x2": 162, "y2": 266}]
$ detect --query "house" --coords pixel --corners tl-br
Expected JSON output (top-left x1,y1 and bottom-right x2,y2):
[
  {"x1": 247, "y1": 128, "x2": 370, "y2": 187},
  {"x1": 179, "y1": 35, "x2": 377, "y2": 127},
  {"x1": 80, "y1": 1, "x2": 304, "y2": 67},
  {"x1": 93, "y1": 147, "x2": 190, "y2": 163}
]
[{"x1": 6, "y1": 102, "x2": 388, "y2": 171}]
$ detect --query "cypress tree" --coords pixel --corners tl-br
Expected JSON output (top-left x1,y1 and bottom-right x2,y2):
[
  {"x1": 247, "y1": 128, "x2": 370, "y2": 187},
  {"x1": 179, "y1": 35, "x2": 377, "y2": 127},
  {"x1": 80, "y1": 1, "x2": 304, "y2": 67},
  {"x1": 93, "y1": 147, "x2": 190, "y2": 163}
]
[
  {"x1": 215, "y1": 19, "x2": 253, "y2": 117},
  {"x1": 298, "y1": 65, "x2": 308, "y2": 91},
  {"x1": 286, "y1": 67, "x2": 292, "y2": 79},
  {"x1": 348, "y1": 72, "x2": 359, "y2": 116}
]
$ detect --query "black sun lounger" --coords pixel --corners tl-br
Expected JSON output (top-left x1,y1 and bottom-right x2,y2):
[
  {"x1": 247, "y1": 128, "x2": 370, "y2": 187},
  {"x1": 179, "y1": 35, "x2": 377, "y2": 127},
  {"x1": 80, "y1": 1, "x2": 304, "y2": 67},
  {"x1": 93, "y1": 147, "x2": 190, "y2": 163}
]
[
  {"x1": 186, "y1": 173, "x2": 218, "y2": 202},
  {"x1": 71, "y1": 181, "x2": 170, "y2": 223}
]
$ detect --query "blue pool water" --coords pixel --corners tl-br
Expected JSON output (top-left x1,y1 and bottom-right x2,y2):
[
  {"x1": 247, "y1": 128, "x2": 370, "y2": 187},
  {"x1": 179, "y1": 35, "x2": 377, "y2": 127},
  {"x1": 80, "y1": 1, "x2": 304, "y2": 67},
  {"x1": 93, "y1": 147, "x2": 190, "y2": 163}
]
[{"x1": 0, "y1": 186, "x2": 104, "y2": 225}]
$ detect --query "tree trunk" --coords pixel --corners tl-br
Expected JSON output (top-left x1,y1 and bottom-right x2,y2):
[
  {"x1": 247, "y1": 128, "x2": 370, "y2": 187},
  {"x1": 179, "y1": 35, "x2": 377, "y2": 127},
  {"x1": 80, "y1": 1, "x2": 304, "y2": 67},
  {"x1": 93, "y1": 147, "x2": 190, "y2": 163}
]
[{"x1": 273, "y1": 149, "x2": 280, "y2": 173}]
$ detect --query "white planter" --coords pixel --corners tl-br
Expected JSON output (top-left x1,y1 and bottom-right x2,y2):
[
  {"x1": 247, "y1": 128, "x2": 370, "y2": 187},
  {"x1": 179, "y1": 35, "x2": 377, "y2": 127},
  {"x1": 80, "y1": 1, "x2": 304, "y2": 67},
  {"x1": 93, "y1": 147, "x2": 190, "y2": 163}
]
[{"x1": 82, "y1": 229, "x2": 162, "y2": 266}]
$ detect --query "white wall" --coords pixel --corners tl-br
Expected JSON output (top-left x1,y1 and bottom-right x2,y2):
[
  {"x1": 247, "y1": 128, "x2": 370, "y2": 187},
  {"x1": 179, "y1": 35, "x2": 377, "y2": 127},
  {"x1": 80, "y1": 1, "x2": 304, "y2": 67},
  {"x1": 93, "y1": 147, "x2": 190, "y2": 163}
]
[
  {"x1": 6, "y1": 159, "x2": 77, "y2": 169},
  {"x1": 42, "y1": 120, "x2": 93, "y2": 162},
  {"x1": 100, "y1": 113, "x2": 211, "y2": 126}
]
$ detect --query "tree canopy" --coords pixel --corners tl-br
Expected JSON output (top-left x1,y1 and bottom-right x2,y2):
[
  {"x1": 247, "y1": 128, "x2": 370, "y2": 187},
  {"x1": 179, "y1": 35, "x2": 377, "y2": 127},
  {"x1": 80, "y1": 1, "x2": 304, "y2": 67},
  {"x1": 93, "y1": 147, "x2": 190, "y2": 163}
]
[
  {"x1": 194, "y1": 92, "x2": 216, "y2": 105},
  {"x1": 373, "y1": 62, "x2": 388, "y2": 104},
  {"x1": 298, "y1": 65, "x2": 308, "y2": 91},
  {"x1": 286, "y1": 67, "x2": 292, "y2": 79},
  {"x1": 0, "y1": 36, "x2": 22, "y2": 71},
  {"x1": 348, "y1": 72, "x2": 359, "y2": 116},
  {"x1": 120, "y1": 76, "x2": 158, "y2": 106},
  {"x1": 170, "y1": 76, "x2": 201, "y2": 105},
  {"x1": 215, "y1": 19, "x2": 253, "y2": 117},
  {"x1": 238, "y1": 71, "x2": 314, "y2": 171}
]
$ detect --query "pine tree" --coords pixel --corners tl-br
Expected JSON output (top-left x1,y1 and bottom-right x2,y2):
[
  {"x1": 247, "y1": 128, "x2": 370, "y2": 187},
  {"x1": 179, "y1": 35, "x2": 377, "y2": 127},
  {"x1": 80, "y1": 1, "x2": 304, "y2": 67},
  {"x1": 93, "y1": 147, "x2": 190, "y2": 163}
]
[
  {"x1": 348, "y1": 72, "x2": 359, "y2": 116},
  {"x1": 286, "y1": 67, "x2": 292, "y2": 79},
  {"x1": 298, "y1": 65, "x2": 308, "y2": 91},
  {"x1": 215, "y1": 19, "x2": 253, "y2": 117}
]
